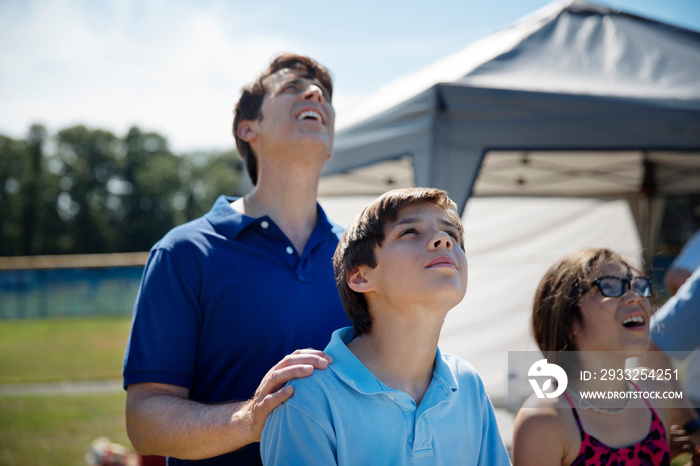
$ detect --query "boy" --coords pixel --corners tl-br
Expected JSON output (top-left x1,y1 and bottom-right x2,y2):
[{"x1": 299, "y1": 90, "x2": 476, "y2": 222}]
[{"x1": 261, "y1": 187, "x2": 510, "y2": 465}]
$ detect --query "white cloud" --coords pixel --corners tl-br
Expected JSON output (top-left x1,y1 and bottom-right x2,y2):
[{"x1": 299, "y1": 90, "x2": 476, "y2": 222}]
[
  {"x1": 0, "y1": 0, "x2": 494, "y2": 150},
  {"x1": 2, "y1": 0, "x2": 694, "y2": 152},
  {"x1": 0, "y1": 0, "x2": 314, "y2": 151}
]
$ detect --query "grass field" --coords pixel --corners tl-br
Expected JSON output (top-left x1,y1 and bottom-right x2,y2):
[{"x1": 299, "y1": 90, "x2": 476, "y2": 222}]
[
  {"x1": 0, "y1": 317, "x2": 694, "y2": 466},
  {"x1": 0, "y1": 392, "x2": 131, "y2": 466},
  {"x1": 0, "y1": 316, "x2": 131, "y2": 385},
  {"x1": 0, "y1": 316, "x2": 134, "y2": 465}
]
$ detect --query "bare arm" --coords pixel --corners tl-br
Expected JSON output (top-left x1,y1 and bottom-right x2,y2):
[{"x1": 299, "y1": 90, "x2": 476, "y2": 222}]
[{"x1": 125, "y1": 349, "x2": 332, "y2": 459}]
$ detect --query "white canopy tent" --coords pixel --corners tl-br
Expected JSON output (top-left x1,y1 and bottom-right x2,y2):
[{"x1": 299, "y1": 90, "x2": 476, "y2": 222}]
[
  {"x1": 321, "y1": 0, "x2": 700, "y2": 262},
  {"x1": 318, "y1": 0, "x2": 700, "y2": 416}
]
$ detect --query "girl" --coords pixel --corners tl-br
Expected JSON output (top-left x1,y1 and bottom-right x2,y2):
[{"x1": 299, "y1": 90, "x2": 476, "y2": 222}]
[{"x1": 512, "y1": 248, "x2": 672, "y2": 465}]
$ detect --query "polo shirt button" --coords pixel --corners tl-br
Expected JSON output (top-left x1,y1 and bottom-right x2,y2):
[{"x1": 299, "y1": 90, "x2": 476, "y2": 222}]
[
  {"x1": 286, "y1": 246, "x2": 294, "y2": 255},
  {"x1": 260, "y1": 220, "x2": 269, "y2": 229}
]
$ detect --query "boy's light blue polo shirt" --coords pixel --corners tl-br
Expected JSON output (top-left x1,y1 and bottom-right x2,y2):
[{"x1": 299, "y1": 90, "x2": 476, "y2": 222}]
[{"x1": 261, "y1": 327, "x2": 511, "y2": 465}]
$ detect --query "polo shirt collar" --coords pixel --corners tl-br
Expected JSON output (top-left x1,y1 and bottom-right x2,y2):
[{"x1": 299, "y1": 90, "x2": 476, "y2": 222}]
[
  {"x1": 327, "y1": 327, "x2": 386, "y2": 396},
  {"x1": 433, "y1": 346, "x2": 459, "y2": 393},
  {"x1": 327, "y1": 327, "x2": 458, "y2": 397},
  {"x1": 205, "y1": 195, "x2": 334, "y2": 241}
]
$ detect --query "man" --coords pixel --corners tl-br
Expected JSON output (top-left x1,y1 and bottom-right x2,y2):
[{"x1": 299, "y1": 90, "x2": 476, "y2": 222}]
[{"x1": 123, "y1": 54, "x2": 350, "y2": 465}]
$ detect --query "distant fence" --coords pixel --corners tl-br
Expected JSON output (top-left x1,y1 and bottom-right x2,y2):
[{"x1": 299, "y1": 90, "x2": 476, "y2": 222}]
[{"x1": 0, "y1": 253, "x2": 148, "y2": 319}]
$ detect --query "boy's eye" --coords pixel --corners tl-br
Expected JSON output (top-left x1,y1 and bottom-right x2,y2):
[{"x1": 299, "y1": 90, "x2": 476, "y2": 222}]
[
  {"x1": 399, "y1": 228, "x2": 419, "y2": 237},
  {"x1": 446, "y1": 230, "x2": 459, "y2": 240}
]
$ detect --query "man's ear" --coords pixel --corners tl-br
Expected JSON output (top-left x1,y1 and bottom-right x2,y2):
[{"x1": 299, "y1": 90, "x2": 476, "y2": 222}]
[
  {"x1": 236, "y1": 120, "x2": 258, "y2": 143},
  {"x1": 347, "y1": 265, "x2": 374, "y2": 293}
]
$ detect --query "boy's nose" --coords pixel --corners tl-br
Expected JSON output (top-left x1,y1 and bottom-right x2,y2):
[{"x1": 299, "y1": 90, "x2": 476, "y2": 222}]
[{"x1": 431, "y1": 231, "x2": 453, "y2": 250}]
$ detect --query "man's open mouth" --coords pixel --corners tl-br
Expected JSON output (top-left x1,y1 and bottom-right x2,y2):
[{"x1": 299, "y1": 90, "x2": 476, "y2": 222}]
[{"x1": 297, "y1": 110, "x2": 323, "y2": 123}]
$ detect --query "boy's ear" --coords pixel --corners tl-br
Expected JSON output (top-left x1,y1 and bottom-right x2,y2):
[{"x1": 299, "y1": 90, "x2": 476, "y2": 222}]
[
  {"x1": 236, "y1": 120, "x2": 258, "y2": 143},
  {"x1": 346, "y1": 265, "x2": 374, "y2": 293}
]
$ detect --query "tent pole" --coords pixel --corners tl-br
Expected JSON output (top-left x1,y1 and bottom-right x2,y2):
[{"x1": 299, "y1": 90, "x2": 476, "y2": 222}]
[{"x1": 641, "y1": 156, "x2": 656, "y2": 272}]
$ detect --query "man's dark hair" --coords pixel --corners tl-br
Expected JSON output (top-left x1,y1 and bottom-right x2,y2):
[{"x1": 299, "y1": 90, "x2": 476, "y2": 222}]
[{"x1": 232, "y1": 53, "x2": 333, "y2": 185}]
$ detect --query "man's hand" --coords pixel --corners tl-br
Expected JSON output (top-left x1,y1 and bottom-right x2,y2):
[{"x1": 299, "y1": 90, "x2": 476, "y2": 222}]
[{"x1": 237, "y1": 349, "x2": 333, "y2": 443}]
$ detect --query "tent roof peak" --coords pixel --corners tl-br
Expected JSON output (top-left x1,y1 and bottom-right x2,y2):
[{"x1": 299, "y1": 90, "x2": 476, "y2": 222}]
[{"x1": 336, "y1": 0, "x2": 700, "y2": 131}]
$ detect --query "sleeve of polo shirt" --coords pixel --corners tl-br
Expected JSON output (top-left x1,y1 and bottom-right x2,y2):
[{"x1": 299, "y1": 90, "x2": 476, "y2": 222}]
[
  {"x1": 476, "y1": 378, "x2": 512, "y2": 466},
  {"x1": 123, "y1": 246, "x2": 202, "y2": 389},
  {"x1": 261, "y1": 398, "x2": 336, "y2": 465},
  {"x1": 651, "y1": 266, "x2": 700, "y2": 356}
]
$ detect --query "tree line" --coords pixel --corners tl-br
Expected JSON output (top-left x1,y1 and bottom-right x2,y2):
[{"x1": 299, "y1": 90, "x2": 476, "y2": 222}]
[{"x1": 0, "y1": 124, "x2": 247, "y2": 256}]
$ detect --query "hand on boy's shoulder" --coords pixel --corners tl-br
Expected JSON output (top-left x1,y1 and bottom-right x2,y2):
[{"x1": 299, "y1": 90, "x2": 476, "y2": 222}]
[
  {"x1": 265, "y1": 359, "x2": 340, "y2": 431},
  {"x1": 281, "y1": 358, "x2": 337, "y2": 400}
]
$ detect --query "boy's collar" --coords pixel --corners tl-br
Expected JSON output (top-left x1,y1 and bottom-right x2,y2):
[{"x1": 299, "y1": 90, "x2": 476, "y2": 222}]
[{"x1": 327, "y1": 327, "x2": 458, "y2": 396}]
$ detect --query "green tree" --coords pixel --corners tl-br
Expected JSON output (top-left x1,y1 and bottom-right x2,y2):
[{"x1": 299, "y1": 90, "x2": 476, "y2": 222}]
[
  {"x1": 1, "y1": 124, "x2": 247, "y2": 256},
  {"x1": 179, "y1": 149, "x2": 246, "y2": 221},
  {"x1": 55, "y1": 126, "x2": 120, "y2": 253},
  {"x1": 0, "y1": 135, "x2": 27, "y2": 255},
  {"x1": 0, "y1": 126, "x2": 68, "y2": 256},
  {"x1": 119, "y1": 127, "x2": 183, "y2": 251},
  {"x1": 20, "y1": 125, "x2": 48, "y2": 255}
]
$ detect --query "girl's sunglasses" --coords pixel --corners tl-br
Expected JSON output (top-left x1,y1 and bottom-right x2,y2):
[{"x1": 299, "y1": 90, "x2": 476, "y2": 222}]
[{"x1": 592, "y1": 276, "x2": 652, "y2": 298}]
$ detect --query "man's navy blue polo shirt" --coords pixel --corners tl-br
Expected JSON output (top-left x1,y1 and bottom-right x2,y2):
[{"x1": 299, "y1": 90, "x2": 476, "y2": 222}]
[{"x1": 123, "y1": 195, "x2": 350, "y2": 465}]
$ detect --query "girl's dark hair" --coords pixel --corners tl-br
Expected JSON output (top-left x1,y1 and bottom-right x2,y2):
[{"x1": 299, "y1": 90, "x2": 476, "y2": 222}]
[{"x1": 532, "y1": 248, "x2": 641, "y2": 368}]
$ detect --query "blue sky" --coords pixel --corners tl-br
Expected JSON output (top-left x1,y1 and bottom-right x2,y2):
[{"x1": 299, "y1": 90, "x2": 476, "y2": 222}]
[{"x1": 0, "y1": 0, "x2": 698, "y2": 153}]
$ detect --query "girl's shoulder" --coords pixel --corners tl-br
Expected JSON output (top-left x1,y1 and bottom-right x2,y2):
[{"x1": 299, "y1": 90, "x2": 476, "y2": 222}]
[{"x1": 513, "y1": 394, "x2": 581, "y2": 465}]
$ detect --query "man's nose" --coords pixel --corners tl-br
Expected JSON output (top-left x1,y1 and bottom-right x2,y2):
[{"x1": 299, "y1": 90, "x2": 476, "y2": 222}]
[{"x1": 302, "y1": 84, "x2": 324, "y2": 103}]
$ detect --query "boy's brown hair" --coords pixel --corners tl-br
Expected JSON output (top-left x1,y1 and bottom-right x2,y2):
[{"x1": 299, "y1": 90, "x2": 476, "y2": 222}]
[
  {"x1": 232, "y1": 53, "x2": 334, "y2": 185},
  {"x1": 333, "y1": 187, "x2": 464, "y2": 336}
]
